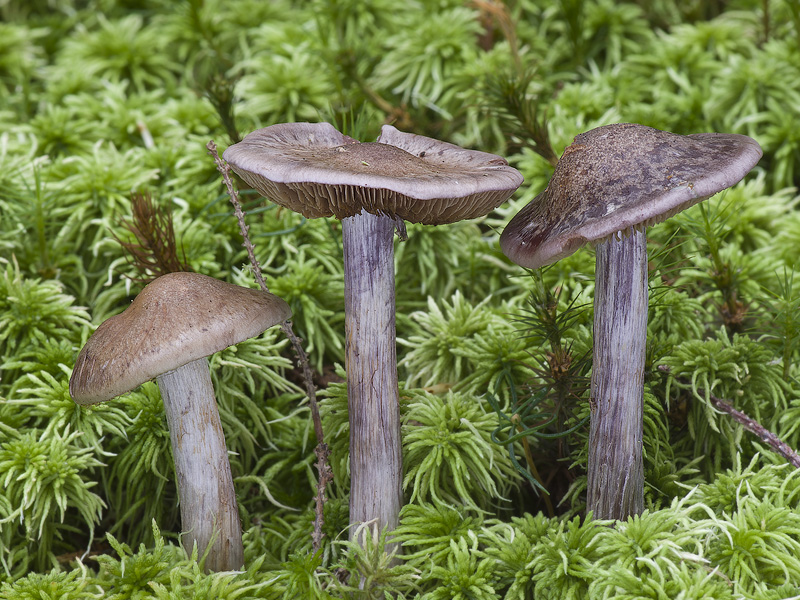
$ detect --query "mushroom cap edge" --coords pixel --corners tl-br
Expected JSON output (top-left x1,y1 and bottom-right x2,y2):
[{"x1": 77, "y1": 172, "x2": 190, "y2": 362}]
[
  {"x1": 500, "y1": 124, "x2": 763, "y2": 269},
  {"x1": 222, "y1": 122, "x2": 524, "y2": 225},
  {"x1": 69, "y1": 272, "x2": 292, "y2": 405}
]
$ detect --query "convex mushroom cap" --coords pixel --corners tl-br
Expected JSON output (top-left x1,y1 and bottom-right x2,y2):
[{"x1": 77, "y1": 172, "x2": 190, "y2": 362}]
[
  {"x1": 70, "y1": 272, "x2": 291, "y2": 404},
  {"x1": 221, "y1": 122, "x2": 524, "y2": 225},
  {"x1": 500, "y1": 123, "x2": 763, "y2": 269}
]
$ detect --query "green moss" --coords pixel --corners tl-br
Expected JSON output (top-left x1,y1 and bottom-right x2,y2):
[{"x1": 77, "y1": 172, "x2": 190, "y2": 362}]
[{"x1": 1, "y1": 0, "x2": 799, "y2": 595}]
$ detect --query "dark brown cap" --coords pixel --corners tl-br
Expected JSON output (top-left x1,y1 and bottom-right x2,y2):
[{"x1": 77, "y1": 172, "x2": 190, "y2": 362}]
[
  {"x1": 500, "y1": 123, "x2": 763, "y2": 269},
  {"x1": 70, "y1": 272, "x2": 291, "y2": 405},
  {"x1": 221, "y1": 122, "x2": 523, "y2": 225}
]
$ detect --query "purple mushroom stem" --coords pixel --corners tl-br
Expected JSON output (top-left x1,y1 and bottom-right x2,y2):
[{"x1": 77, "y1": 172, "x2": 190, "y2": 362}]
[
  {"x1": 222, "y1": 122, "x2": 522, "y2": 547},
  {"x1": 500, "y1": 123, "x2": 762, "y2": 520}
]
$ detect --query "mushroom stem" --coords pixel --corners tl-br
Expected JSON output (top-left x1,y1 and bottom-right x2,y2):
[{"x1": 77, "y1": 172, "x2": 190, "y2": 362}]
[
  {"x1": 586, "y1": 228, "x2": 647, "y2": 520},
  {"x1": 342, "y1": 211, "x2": 403, "y2": 550},
  {"x1": 157, "y1": 358, "x2": 244, "y2": 572}
]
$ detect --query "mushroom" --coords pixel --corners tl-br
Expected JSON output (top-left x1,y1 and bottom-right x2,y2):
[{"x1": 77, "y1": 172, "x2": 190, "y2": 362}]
[
  {"x1": 500, "y1": 123, "x2": 762, "y2": 520},
  {"x1": 70, "y1": 272, "x2": 291, "y2": 571},
  {"x1": 222, "y1": 122, "x2": 522, "y2": 544}
]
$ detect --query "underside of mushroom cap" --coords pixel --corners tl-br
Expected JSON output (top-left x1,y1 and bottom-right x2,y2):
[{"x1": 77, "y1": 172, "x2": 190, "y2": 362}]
[
  {"x1": 70, "y1": 272, "x2": 291, "y2": 405},
  {"x1": 500, "y1": 123, "x2": 763, "y2": 269},
  {"x1": 222, "y1": 122, "x2": 523, "y2": 225}
]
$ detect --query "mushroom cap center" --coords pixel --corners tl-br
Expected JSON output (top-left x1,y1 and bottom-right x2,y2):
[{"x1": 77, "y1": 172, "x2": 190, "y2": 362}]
[{"x1": 321, "y1": 143, "x2": 443, "y2": 177}]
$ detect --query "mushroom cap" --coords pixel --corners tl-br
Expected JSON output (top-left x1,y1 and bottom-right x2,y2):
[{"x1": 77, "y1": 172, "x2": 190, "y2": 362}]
[
  {"x1": 69, "y1": 272, "x2": 291, "y2": 405},
  {"x1": 500, "y1": 123, "x2": 763, "y2": 269},
  {"x1": 221, "y1": 122, "x2": 523, "y2": 225}
]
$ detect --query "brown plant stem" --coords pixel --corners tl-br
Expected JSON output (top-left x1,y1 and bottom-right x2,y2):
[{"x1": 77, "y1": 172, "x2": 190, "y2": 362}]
[
  {"x1": 658, "y1": 365, "x2": 800, "y2": 469},
  {"x1": 207, "y1": 139, "x2": 333, "y2": 551},
  {"x1": 709, "y1": 393, "x2": 800, "y2": 468},
  {"x1": 511, "y1": 414, "x2": 555, "y2": 518}
]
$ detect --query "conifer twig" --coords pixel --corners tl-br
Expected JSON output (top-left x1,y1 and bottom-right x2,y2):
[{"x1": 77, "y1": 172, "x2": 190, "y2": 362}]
[
  {"x1": 659, "y1": 365, "x2": 800, "y2": 469},
  {"x1": 707, "y1": 393, "x2": 800, "y2": 469},
  {"x1": 206, "y1": 139, "x2": 333, "y2": 551}
]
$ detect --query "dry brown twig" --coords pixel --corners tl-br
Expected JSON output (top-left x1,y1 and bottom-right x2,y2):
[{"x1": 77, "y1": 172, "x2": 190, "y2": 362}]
[
  {"x1": 206, "y1": 139, "x2": 333, "y2": 552},
  {"x1": 708, "y1": 393, "x2": 800, "y2": 468},
  {"x1": 658, "y1": 365, "x2": 800, "y2": 469}
]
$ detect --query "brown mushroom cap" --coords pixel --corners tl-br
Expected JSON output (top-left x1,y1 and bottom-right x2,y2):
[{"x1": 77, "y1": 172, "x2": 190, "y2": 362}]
[
  {"x1": 221, "y1": 122, "x2": 523, "y2": 225},
  {"x1": 500, "y1": 123, "x2": 763, "y2": 269},
  {"x1": 69, "y1": 272, "x2": 291, "y2": 405}
]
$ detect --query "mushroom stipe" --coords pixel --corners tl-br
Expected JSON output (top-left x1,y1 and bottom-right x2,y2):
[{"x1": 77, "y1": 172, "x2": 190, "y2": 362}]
[
  {"x1": 223, "y1": 122, "x2": 522, "y2": 550},
  {"x1": 70, "y1": 272, "x2": 291, "y2": 571},
  {"x1": 501, "y1": 123, "x2": 762, "y2": 520}
]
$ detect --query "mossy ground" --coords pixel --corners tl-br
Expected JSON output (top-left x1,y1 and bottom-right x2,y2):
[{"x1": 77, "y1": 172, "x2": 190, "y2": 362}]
[{"x1": 2, "y1": 0, "x2": 800, "y2": 597}]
